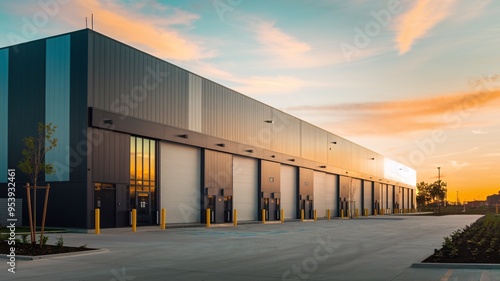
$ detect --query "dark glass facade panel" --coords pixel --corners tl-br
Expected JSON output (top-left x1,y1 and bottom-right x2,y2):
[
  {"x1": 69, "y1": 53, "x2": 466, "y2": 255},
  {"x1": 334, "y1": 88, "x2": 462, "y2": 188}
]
[
  {"x1": 0, "y1": 48, "x2": 8, "y2": 183},
  {"x1": 45, "y1": 34, "x2": 70, "y2": 181}
]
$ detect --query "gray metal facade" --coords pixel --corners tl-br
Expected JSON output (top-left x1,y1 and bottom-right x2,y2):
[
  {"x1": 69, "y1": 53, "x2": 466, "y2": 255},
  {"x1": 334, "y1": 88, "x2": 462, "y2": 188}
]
[{"x1": 0, "y1": 29, "x2": 416, "y2": 229}]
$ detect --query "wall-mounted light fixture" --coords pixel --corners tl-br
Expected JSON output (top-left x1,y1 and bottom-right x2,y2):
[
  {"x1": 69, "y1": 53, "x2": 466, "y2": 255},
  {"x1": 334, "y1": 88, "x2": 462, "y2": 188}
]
[
  {"x1": 271, "y1": 155, "x2": 276, "y2": 158},
  {"x1": 179, "y1": 134, "x2": 189, "y2": 139},
  {"x1": 103, "y1": 119, "x2": 113, "y2": 125},
  {"x1": 265, "y1": 120, "x2": 274, "y2": 124},
  {"x1": 246, "y1": 149, "x2": 254, "y2": 153},
  {"x1": 370, "y1": 157, "x2": 375, "y2": 160},
  {"x1": 319, "y1": 165, "x2": 326, "y2": 168},
  {"x1": 217, "y1": 143, "x2": 225, "y2": 147},
  {"x1": 289, "y1": 158, "x2": 295, "y2": 162},
  {"x1": 331, "y1": 141, "x2": 337, "y2": 144},
  {"x1": 346, "y1": 171, "x2": 348, "y2": 174}
]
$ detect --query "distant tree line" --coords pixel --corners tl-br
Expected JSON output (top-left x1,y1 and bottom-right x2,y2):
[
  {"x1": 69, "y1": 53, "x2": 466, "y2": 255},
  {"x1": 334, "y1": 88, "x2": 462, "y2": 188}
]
[{"x1": 416, "y1": 180, "x2": 447, "y2": 209}]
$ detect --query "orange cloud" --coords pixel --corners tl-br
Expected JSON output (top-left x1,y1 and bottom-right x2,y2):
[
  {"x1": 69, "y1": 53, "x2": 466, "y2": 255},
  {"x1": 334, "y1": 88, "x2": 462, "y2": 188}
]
[
  {"x1": 289, "y1": 88, "x2": 500, "y2": 135},
  {"x1": 188, "y1": 61, "x2": 306, "y2": 95},
  {"x1": 394, "y1": 0, "x2": 456, "y2": 54},
  {"x1": 251, "y1": 20, "x2": 349, "y2": 68},
  {"x1": 60, "y1": 0, "x2": 213, "y2": 61},
  {"x1": 255, "y1": 21, "x2": 311, "y2": 59}
]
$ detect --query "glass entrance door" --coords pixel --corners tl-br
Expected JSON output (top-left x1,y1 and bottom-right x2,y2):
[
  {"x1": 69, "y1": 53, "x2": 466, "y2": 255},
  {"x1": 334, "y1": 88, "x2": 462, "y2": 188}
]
[
  {"x1": 137, "y1": 192, "x2": 151, "y2": 225},
  {"x1": 130, "y1": 136, "x2": 157, "y2": 226}
]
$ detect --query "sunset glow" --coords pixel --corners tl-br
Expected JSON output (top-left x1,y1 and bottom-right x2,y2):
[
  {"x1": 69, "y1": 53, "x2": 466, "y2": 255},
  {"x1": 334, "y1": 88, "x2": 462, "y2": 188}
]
[{"x1": 1, "y1": 0, "x2": 499, "y2": 202}]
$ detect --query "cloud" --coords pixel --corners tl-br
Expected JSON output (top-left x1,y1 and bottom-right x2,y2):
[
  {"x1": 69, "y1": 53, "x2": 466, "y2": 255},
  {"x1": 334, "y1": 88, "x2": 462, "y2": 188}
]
[
  {"x1": 58, "y1": 0, "x2": 213, "y2": 61},
  {"x1": 251, "y1": 20, "x2": 349, "y2": 68},
  {"x1": 289, "y1": 88, "x2": 500, "y2": 135},
  {"x1": 472, "y1": 130, "x2": 488, "y2": 134},
  {"x1": 188, "y1": 61, "x2": 306, "y2": 95},
  {"x1": 255, "y1": 21, "x2": 311, "y2": 59},
  {"x1": 394, "y1": 0, "x2": 457, "y2": 54}
]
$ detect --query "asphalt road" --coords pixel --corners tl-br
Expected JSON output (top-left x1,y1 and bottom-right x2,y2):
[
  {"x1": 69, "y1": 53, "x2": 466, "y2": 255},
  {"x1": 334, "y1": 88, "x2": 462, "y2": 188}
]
[{"x1": 3, "y1": 215, "x2": 499, "y2": 281}]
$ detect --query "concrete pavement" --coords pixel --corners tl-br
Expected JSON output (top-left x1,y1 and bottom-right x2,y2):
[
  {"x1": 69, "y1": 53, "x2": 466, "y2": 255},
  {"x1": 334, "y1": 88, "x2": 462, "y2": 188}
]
[{"x1": 3, "y1": 215, "x2": 499, "y2": 281}]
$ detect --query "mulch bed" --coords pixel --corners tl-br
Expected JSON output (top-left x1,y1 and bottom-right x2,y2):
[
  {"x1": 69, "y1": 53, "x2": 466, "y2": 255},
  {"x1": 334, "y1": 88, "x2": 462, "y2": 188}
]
[
  {"x1": 0, "y1": 241, "x2": 92, "y2": 256},
  {"x1": 423, "y1": 214, "x2": 500, "y2": 263}
]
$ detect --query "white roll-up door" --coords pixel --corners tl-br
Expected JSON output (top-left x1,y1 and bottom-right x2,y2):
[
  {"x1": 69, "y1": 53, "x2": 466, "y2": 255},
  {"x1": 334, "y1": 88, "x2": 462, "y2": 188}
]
[
  {"x1": 281, "y1": 165, "x2": 297, "y2": 219},
  {"x1": 325, "y1": 174, "x2": 336, "y2": 218},
  {"x1": 313, "y1": 171, "x2": 326, "y2": 218},
  {"x1": 363, "y1": 181, "x2": 372, "y2": 215},
  {"x1": 351, "y1": 179, "x2": 362, "y2": 213},
  {"x1": 233, "y1": 156, "x2": 258, "y2": 221},
  {"x1": 160, "y1": 142, "x2": 201, "y2": 223},
  {"x1": 387, "y1": 185, "x2": 394, "y2": 213}
]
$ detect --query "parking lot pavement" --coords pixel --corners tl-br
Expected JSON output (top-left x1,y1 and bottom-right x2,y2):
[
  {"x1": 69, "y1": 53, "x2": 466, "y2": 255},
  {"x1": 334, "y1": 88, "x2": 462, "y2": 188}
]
[{"x1": 3, "y1": 215, "x2": 497, "y2": 281}]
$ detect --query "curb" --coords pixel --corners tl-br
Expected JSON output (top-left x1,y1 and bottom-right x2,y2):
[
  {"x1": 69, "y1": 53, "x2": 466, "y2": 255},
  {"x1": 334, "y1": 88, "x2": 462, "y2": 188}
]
[
  {"x1": 2, "y1": 248, "x2": 109, "y2": 261},
  {"x1": 411, "y1": 262, "x2": 500, "y2": 269}
]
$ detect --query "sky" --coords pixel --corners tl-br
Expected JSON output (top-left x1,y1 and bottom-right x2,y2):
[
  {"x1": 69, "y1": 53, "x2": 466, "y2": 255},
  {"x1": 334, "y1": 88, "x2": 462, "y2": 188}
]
[{"x1": 1, "y1": 0, "x2": 499, "y2": 202}]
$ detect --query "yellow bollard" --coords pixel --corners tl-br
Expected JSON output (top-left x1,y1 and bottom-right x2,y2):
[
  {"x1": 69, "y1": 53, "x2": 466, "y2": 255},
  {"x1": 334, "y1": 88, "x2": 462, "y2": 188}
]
[
  {"x1": 355, "y1": 209, "x2": 359, "y2": 218},
  {"x1": 206, "y1": 208, "x2": 211, "y2": 227},
  {"x1": 233, "y1": 209, "x2": 238, "y2": 226},
  {"x1": 262, "y1": 209, "x2": 266, "y2": 224},
  {"x1": 341, "y1": 209, "x2": 344, "y2": 219},
  {"x1": 327, "y1": 209, "x2": 331, "y2": 220},
  {"x1": 160, "y1": 208, "x2": 166, "y2": 230},
  {"x1": 314, "y1": 209, "x2": 317, "y2": 221},
  {"x1": 132, "y1": 209, "x2": 137, "y2": 232},
  {"x1": 364, "y1": 208, "x2": 368, "y2": 217},
  {"x1": 301, "y1": 209, "x2": 305, "y2": 222},
  {"x1": 280, "y1": 209, "x2": 284, "y2": 223},
  {"x1": 95, "y1": 209, "x2": 100, "y2": 235}
]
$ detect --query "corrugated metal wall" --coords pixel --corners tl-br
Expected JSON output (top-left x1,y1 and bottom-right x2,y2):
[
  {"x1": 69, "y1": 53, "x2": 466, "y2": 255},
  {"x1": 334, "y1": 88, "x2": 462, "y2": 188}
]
[
  {"x1": 90, "y1": 128, "x2": 130, "y2": 184},
  {"x1": 204, "y1": 150, "x2": 233, "y2": 190},
  {"x1": 45, "y1": 35, "x2": 71, "y2": 182},
  {"x1": 188, "y1": 74, "x2": 202, "y2": 132},
  {"x1": 85, "y1": 30, "x2": 415, "y2": 189},
  {"x1": 88, "y1": 32, "x2": 189, "y2": 128}
]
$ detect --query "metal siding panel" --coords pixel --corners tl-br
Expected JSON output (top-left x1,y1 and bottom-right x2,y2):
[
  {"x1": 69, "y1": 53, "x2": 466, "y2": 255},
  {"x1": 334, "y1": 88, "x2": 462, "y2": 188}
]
[
  {"x1": 233, "y1": 156, "x2": 258, "y2": 221},
  {"x1": 280, "y1": 164, "x2": 297, "y2": 219},
  {"x1": 204, "y1": 149, "x2": 233, "y2": 190},
  {"x1": 91, "y1": 129, "x2": 129, "y2": 184},
  {"x1": 70, "y1": 30, "x2": 89, "y2": 183},
  {"x1": 160, "y1": 142, "x2": 201, "y2": 223},
  {"x1": 45, "y1": 35, "x2": 70, "y2": 182},
  {"x1": 0, "y1": 49, "x2": 8, "y2": 182}
]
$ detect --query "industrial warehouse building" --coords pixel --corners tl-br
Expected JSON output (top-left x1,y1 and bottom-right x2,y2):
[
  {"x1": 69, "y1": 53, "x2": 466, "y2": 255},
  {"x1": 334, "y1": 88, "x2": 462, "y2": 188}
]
[{"x1": 0, "y1": 29, "x2": 416, "y2": 229}]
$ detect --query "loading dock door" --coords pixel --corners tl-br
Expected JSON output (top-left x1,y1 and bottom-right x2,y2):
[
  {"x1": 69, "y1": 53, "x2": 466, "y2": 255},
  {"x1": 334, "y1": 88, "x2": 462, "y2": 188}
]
[
  {"x1": 233, "y1": 156, "x2": 258, "y2": 221},
  {"x1": 281, "y1": 165, "x2": 297, "y2": 219},
  {"x1": 160, "y1": 142, "x2": 201, "y2": 224},
  {"x1": 314, "y1": 172, "x2": 326, "y2": 218}
]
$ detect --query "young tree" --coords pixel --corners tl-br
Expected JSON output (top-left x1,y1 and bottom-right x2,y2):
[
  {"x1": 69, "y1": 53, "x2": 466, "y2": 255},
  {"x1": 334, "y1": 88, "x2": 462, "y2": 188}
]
[{"x1": 18, "y1": 122, "x2": 58, "y2": 246}]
